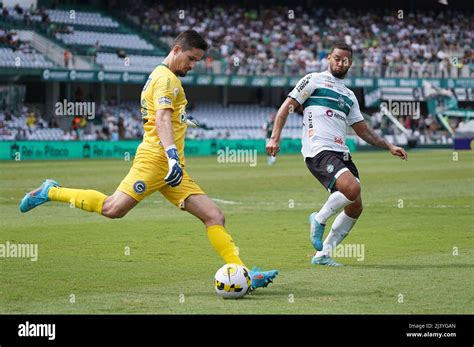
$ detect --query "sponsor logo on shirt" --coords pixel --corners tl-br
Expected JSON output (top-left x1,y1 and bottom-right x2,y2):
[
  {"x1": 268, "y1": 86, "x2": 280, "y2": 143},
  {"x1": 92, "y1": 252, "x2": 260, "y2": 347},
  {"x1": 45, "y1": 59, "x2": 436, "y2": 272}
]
[
  {"x1": 158, "y1": 96, "x2": 172, "y2": 106},
  {"x1": 334, "y1": 136, "x2": 344, "y2": 145},
  {"x1": 326, "y1": 109, "x2": 345, "y2": 121},
  {"x1": 297, "y1": 76, "x2": 311, "y2": 93},
  {"x1": 324, "y1": 76, "x2": 334, "y2": 83},
  {"x1": 307, "y1": 111, "x2": 314, "y2": 136}
]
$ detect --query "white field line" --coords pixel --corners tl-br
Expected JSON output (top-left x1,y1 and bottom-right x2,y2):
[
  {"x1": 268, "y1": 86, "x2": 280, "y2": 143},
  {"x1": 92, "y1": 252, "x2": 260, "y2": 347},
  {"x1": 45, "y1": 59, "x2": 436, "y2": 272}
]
[{"x1": 1, "y1": 196, "x2": 472, "y2": 209}]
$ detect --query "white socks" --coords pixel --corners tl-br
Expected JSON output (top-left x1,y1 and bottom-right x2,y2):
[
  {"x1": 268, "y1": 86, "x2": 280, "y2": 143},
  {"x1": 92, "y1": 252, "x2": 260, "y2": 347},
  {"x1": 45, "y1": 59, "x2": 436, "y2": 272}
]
[
  {"x1": 315, "y1": 191, "x2": 353, "y2": 225},
  {"x1": 315, "y1": 211, "x2": 358, "y2": 257}
]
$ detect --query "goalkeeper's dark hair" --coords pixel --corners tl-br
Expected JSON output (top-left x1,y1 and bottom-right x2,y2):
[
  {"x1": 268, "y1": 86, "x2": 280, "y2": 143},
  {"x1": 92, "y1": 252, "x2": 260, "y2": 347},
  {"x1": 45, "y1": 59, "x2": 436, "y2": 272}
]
[
  {"x1": 330, "y1": 43, "x2": 353, "y2": 57},
  {"x1": 173, "y1": 30, "x2": 209, "y2": 52}
]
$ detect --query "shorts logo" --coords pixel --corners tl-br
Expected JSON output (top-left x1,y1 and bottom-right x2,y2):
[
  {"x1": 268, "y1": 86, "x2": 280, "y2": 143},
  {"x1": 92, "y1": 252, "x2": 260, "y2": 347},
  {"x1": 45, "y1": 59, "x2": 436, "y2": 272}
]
[
  {"x1": 326, "y1": 109, "x2": 334, "y2": 117},
  {"x1": 326, "y1": 164, "x2": 334, "y2": 173},
  {"x1": 133, "y1": 180, "x2": 146, "y2": 194}
]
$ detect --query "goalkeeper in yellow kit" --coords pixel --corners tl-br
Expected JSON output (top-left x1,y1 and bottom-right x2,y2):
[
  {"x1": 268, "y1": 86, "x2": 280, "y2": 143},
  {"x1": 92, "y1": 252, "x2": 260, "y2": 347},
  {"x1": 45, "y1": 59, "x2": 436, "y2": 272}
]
[{"x1": 20, "y1": 30, "x2": 277, "y2": 290}]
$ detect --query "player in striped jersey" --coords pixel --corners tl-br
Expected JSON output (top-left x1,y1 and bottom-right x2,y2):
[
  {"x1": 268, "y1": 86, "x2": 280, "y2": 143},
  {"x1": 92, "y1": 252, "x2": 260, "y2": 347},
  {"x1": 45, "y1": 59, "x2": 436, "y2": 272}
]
[{"x1": 266, "y1": 43, "x2": 407, "y2": 266}]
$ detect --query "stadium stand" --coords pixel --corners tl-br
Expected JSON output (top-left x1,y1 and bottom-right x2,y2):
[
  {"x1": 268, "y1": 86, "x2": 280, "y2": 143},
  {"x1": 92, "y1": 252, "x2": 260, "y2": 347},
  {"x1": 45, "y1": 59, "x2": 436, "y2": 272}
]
[
  {"x1": 1, "y1": 5, "x2": 161, "y2": 71},
  {"x1": 3, "y1": 7, "x2": 119, "y2": 28},
  {"x1": 55, "y1": 31, "x2": 154, "y2": 51},
  {"x1": 123, "y1": 3, "x2": 473, "y2": 77},
  {"x1": 0, "y1": 3, "x2": 469, "y2": 148},
  {"x1": 0, "y1": 46, "x2": 55, "y2": 69},
  {"x1": 95, "y1": 53, "x2": 163, "y2": 72},
  {"x1": 0, "y1": 101, "x2": 456, "y2": 146},
  {"x1": 0, "y1": 28, "x2": 57, "y2": 68}
]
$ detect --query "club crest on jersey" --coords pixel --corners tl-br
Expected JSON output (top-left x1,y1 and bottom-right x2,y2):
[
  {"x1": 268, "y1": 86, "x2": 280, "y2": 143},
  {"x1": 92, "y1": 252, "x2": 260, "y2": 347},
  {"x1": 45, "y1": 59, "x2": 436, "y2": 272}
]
[
  {"x1": 173, "y1": 87, "x2": 179, "y2": 97},
  {"x1": 326, "y1": 164, "x2": 334, "y2": 173},
  {"x1": 337, "y1": 96, "x2": 346, "y2": 109},
  {"x1": 180, "y1": 111, "x2": 187, "y2": 123},
  {"x1": 133, "y1": 180, "x2": 146, "y2": 194}
]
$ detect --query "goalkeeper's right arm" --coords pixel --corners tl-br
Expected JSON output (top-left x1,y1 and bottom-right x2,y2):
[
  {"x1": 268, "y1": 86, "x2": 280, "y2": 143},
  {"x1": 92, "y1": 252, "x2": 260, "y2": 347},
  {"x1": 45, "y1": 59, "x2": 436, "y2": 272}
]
[{"x1": 156, "y1": 109, "x2": 183, "y2": 187}]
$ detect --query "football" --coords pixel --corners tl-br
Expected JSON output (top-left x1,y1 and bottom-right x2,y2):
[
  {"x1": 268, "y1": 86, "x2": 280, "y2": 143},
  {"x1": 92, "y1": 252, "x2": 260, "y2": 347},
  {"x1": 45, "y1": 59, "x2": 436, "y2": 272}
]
[{"x1": 214, "y1": 264, "x2": 252, "y2": 299}]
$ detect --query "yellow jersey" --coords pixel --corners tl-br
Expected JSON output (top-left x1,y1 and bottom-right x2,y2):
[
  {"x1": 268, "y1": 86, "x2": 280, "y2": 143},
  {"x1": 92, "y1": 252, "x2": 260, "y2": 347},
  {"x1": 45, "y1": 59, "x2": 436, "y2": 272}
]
[{"x1": 140, "y1": 64, "x2": 188, "y2": 164}]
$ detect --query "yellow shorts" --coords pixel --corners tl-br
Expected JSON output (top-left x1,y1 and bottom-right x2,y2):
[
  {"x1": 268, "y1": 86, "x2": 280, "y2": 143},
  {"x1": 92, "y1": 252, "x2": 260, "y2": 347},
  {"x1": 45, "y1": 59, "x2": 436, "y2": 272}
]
[{"x1": 116, "y1": 144, "x2": 205, "y2": 209}]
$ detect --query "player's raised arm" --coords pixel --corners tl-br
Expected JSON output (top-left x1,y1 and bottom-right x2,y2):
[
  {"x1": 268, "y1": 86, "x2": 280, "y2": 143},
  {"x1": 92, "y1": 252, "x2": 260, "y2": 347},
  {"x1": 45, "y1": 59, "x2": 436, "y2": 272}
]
[
  {"x1": 266, "y1": 97, "x2": 300, "y2": 156},
  {"x1": 351, "y1": 121, "x2": 408, "y2": 160}
]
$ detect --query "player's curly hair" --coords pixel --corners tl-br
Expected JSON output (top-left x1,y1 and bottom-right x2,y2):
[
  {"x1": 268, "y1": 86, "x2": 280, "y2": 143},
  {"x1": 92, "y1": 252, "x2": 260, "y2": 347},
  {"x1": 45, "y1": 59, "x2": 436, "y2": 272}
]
[
  {"x1": 330, "y1": 43, "x2": 353, "y2": 57},
  {"x1": 173, "y1": 30, "x2": 209, "y2": 52}
]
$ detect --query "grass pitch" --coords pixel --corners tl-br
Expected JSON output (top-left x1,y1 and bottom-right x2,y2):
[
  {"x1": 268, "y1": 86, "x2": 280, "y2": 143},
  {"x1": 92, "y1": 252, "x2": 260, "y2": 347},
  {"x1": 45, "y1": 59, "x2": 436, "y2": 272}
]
[{"x1": 0, "y1": 150, "x2": 473, "y2": 314}]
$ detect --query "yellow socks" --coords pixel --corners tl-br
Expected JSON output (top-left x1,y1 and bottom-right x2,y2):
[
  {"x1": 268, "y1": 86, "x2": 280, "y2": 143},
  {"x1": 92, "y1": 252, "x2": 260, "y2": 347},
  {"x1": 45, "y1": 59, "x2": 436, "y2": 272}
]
[
  {"x1": 207, "y1": 225, "x2": 245, "y2": 266},
  {"x1": 48, "y1": 187, "x2": 107, "y2": 214}
]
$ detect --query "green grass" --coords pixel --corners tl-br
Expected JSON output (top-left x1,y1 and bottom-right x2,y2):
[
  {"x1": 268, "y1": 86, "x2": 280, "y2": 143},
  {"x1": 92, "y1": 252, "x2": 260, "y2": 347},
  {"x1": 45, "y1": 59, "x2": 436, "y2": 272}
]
[{"x1": 0, "y1": 150, "x2": 473, "y2": 314}]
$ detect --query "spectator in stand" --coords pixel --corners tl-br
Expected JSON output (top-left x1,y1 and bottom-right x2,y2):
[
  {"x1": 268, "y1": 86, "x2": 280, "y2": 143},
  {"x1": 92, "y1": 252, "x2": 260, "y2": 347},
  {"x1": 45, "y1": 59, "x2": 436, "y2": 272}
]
[
  {"x1": 205, "y1": 56, "x2": 213, "y2": 74},
  {"x1": 117, "y1": 117, "x2": 125, "y2": 140},
  {"x1": 71, "y1": 116, "x2": 81, "y2": 139},
  {"x1": 26, "y1": 112, "x2": 35, "y2": 130},
  {"x1": 64, "y1": 49, "x2": 70, "y2": 68}
]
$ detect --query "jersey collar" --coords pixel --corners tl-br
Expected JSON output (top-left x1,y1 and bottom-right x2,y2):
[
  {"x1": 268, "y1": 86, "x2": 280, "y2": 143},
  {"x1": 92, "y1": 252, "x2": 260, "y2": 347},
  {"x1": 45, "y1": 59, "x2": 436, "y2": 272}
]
[
  {"x1": 160, "y1": 62, "x2": 177, "y2": 76},
  {"x1": 325, "y1": 69, "x2": 345, "y2": 82}
]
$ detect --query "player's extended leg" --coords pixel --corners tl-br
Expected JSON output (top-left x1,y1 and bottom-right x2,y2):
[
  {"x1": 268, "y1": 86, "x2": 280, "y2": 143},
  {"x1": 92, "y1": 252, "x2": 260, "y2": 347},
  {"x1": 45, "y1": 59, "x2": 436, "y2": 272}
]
[
  {"x1": 183, "y1": 194, "x2": 241, "y2": 264},
  {"x1": 183, "y1": 194, "x2": 278, "y2": 289},
  {"x1": 312, "y1": 173, "x2": 363, "y2": 266},
  {"x1": 20, "y1": 179, "x2": 138, "y2": 218},
  {"x1": 310, "y1": 170, "x2": 359, "y2": 251}
]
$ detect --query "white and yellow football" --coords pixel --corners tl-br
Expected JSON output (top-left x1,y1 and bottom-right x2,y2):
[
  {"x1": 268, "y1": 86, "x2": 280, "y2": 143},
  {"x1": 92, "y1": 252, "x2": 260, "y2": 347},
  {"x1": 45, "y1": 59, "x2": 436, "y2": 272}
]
[{"x1": 214, "y1": 263, "x2": 251, "y2": 299}]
